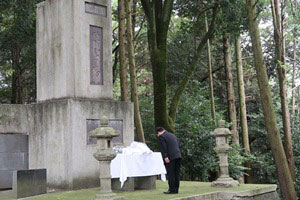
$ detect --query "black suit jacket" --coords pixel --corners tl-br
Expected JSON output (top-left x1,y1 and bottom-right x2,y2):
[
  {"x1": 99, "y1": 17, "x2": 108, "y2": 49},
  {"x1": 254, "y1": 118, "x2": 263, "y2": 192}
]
[{"x1": 159, "y1": 131, "x2": 181, "y2": 160}]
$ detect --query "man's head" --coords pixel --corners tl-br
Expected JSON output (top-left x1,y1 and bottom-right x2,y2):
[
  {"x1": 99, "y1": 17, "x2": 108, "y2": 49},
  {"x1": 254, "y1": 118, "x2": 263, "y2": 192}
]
[{"x1": 156, "y1": 127, "x2": 165, "y2": 136}]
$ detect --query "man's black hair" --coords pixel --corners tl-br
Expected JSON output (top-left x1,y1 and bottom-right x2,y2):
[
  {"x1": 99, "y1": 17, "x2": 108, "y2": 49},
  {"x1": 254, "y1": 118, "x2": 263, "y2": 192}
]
[{"x1": 156, "y1": 127, "x2": 165, "y2": 133}]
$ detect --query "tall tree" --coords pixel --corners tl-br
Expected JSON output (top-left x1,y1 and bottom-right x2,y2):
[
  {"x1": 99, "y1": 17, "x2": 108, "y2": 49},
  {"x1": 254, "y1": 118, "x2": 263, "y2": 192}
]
[
  {"x1": 205, "y1": 13, "x2": 216, "y2": 124},
  {"x1": 246, "y1": 0, "x2": 297, "y2": 198},
  {"x1": 125, "y1": 0, "x2": 146, "y2": 143},
  {"x1": 271, "y1": 0, "x2": 295, "y2": 180},
  {"x1": 291, "y1": 38, "x2": 297, "y2": 128},
  {"x1": 223, "y1": 34, "x2": 239, "y2": 144},
  {"x1": 140, "y1": 0, "x2": 174, "y2": 131},
  {"x1": 290, "y1": 0, "x2": 298, "y2": 130},
  {"x1": 118, "y1": 0, "x2": 129, "y2": 101},
  {"x1": 141, "y1": 0, "x2": 219, "y2": 131},
  {"x1": 235, "y1": 36, "x2": 252, "y2": 182},
  {"x1": 0, "y1": 0, "x2": 38, "y2": 104}
]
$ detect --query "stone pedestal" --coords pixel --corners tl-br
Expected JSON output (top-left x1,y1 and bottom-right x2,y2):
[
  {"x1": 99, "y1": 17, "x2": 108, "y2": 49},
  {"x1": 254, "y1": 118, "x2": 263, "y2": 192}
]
[
  {"x1": 134, "y1": 176, "x2": 156, "y2": 190},
  {"x1": 211, "y1": 120, "x2": 239, "y2": 188},
  {"x1": 111, "y1": 176, "x2": 156, "y2": 192},
  {"x1": 112, "y1": 178, "x2": 134, "y2": 192},
  {"x1": 12, "y1": 169, "x2": 46, "y2": 199}
]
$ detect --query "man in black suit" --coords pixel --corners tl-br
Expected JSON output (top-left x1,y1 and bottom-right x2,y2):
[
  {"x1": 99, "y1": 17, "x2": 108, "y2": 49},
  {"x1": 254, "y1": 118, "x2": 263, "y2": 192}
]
[{"x1": 156, "y1": 127, "x2": 181, "y2": 194}]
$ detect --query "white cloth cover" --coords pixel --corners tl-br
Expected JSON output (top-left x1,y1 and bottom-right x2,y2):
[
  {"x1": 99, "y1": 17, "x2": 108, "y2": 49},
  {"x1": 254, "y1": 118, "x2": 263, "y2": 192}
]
[
  {"x1": 111, "y1": 152, "x2": 167, "y2": 187},
  {"x1": 121, "y1": 141, "x2": 153, "y2": 154}
]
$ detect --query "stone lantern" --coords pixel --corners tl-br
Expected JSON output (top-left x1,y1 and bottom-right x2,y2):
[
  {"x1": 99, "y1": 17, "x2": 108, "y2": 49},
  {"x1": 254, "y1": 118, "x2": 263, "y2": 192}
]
[
  {"x1": 211, "y1": 120, "x2": 239, "y2": 187},
  {"x1": 89, "y1": 116, "x2": 123, "y2": 200}
]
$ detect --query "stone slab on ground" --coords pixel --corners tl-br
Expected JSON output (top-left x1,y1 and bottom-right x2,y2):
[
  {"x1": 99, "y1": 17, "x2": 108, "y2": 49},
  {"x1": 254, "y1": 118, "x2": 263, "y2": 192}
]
[
  {"x1": 12, "y1": 169, "x2": 47, "y2": 199},
  {"x1": 172, "y1": 185, "x2": 279, "y2": 200}
]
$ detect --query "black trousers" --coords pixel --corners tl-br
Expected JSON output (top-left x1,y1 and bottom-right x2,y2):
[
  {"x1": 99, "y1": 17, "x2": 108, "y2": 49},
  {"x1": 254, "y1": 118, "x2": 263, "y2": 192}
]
[{"x1": 165, "y1": 158, "x2": 181, "y2": 192}]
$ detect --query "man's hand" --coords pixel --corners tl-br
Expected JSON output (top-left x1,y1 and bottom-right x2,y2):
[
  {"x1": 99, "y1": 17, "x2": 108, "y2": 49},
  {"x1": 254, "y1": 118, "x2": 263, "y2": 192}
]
[{"x1": 164, "y1": 157, "x2": 170, "y2": 163}]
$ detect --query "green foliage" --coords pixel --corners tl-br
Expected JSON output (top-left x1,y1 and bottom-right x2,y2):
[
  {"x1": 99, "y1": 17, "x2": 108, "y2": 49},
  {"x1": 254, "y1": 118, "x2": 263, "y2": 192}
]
[
  {"x1": 217, "y1": 0, "x2": 248, "y2": 36},
  {"x1": 174, "y1": 82, "x2": 217, "y2": 181},
  {"x1": 245, "y1": 108, "x2": 278, "y2": 184},
  {"x1": 228, "y1": 144, "x2": 253, "y2": 180},
  {"x1": 0, "y1": 0, "x2": 41, "y2": 103}
]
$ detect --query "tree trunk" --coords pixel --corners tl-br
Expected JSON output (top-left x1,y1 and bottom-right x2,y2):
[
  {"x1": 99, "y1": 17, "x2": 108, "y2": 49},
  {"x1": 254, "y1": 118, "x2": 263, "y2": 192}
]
[
  {"x1": 113, "y1": 47, "x2": 119, "y2": 85},
  {"x1": 298, "y1": 87, "x2": 300, "y2": 117},
  {"x1": 246, "y1": 0, "x2": 297, "y2": 198},
  {"x1": 141, "y1": 1, "x2": 219, "y2": 131},
  {"x1": 291, "y1": 0, "x2": 298, "y2": 131},
  {"x1": 11, "y1": 49, "x2": 25, "y2": 104},
  {"x1": 271, "y1": 0, "x2": 295, "y2": 180},
  {"x1": 205, "y1": 13, "x2": 216, "y2": 124},
  {"x1": 291, "y1": 38, "x2": 296, "y2": 129},
  {"x1": 223, "y1": 34, "x2": 239, "y2": 144},
  {"x1": 125, "y1": 0, "x2": 146, "y2": 143},
  {"x1": 235, "y1": 36, "x2": 252, "y2": 183},
  {"x1": 140, "y1": 0, "x2": 174, "y2": 131},
  {"x1": 118, "y1": 0, "x2": 129, "y2": 101},
  {"x1": 132, "y1": 0, "x2": 137, "y2": 35}
]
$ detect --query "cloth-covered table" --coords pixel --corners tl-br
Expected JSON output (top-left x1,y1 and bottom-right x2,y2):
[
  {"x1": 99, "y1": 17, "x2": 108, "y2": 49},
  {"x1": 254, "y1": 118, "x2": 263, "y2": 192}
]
[{"x1": 111, "y1": 152, "x2": 167, "y2": 187}]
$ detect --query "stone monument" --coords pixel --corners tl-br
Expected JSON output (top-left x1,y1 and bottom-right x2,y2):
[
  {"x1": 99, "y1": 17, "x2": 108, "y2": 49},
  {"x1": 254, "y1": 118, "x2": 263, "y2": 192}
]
[
  {"x1": 211, "y1": 120, "x2": 239, "y2": 187},
  {"x1": 0, "y1": 0, "x2": 134, "y2": 190},
  {"x1": 90, "y1": 116, "x2": 122, "y2": 200}
]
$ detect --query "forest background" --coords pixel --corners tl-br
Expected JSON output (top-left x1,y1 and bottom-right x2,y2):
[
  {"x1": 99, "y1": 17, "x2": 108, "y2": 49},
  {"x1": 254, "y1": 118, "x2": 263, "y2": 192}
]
[{"x1": 0, "y1": 0, "x2": 299, "y2": 199}]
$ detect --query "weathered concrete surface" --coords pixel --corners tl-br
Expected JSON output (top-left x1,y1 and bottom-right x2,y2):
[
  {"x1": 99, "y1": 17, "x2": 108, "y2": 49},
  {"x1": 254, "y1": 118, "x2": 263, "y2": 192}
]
[
  {"x1": 0, "y1": 105, "x2": 30, "y2": 134},
  {"x1": 12, "y1": 169, "x2": 46, "y2": 199},
  {"x1": 36, "y1": 0, "x2": 113, "y2": 101},
  {"x1": 172, "y1": 185, "x2": 279, "y2": 200},
  {"x1": 27, "y1": 99, "x2": 133, "y2": 189},
  {"x1": 69, "y1": 99, "x2": 134, "y2": 190},
  {"x1": 0, "y1": 99, "x2": 133, "y2": 190},
  {"x1": 28, "y1": 99, "x2": 73, "y2": 189}
]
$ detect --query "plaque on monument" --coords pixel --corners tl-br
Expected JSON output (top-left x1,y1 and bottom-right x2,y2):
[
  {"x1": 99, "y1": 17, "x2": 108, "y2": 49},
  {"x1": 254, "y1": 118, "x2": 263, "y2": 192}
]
[
  {"x1": 90, "y1": 25, "x2": 103, "y2": 85},
  {"x1": 110, "y1": 120, "x2": 123, "y2": 144},
  {"x1": 86, "y1": 119, "x2": 124, "y2": 145},
  {"x1": 86, "y1": 119, "x2": 99, "y2": 145},
  {"x1": 85, "y1": 2, "x2": 107, "y2": 17}
]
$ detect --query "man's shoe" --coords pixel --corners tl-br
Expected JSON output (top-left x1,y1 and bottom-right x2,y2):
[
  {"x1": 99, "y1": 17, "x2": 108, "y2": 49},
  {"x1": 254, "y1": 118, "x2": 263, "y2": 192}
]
[{"x1": 164, "y1": 191, "x2": 176, "y2": 194}]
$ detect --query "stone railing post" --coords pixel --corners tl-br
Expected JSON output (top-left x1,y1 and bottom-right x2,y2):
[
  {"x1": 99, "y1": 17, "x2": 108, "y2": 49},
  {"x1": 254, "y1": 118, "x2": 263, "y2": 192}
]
[
  {"x1": 89, "y1": 116, "x2": 123, "y2": 200},
  {"x1": 211, "y1": 120, "x2": 239, "y2": 187}
]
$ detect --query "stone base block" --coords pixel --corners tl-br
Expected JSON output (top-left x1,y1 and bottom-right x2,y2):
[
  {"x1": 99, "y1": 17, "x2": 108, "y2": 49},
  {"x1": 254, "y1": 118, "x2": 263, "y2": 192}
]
[
  {"x1": 112, "y1": 176, "x2": 157, "y2": 191},
  {"x1": 111, "y1": 178, "x2": 134, "y2": 192},
  {"x1": 211, "y1": 177, "x2": 239, "y2": 188},
  {"x1": 134, "y1": 176, "x2": 156, "y2": 190},
  {"x1": 12, "y1": 169, "x2": 47, "y2": 199}
]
